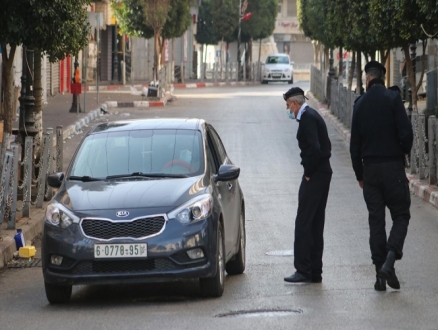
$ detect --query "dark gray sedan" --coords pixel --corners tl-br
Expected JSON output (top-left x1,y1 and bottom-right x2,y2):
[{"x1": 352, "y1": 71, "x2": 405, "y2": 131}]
[{"x1": 42, "y1": 118, "x2": 246, "y2": 303}]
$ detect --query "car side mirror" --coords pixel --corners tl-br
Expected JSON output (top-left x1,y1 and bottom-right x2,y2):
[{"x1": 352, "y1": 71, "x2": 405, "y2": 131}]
[
  {"x1": 213, "y1": 164, "x2": 240, "y2": 182},
  {"x1": 47, "y1": 172, "x2": 64, "y2": 188}
]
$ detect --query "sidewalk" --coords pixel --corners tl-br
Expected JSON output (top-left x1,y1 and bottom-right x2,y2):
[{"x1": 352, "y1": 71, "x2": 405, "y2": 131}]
[
  {"x1": 0, "y1": 79, "x2": 262, "y2": 269},
  {"x1": 306, "y1": 92, "x2": 438, "y2": 210}
]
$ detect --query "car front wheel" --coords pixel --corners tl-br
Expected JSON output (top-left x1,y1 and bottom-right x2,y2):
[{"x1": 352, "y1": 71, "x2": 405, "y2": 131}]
[
  {"x1": 200, "y1": 222, "x2": 225, "y2": 297},
  {"x1": 45, "y1": 282, "x2": 72, "y2": 304},
  {"x1": 226, "y1": 210, "x2": 246, "y2": 275}
]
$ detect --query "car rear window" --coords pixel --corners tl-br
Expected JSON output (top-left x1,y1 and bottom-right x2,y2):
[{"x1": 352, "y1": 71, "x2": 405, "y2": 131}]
[
  {"x1": 266, "y1": 56, "x2": 289, "y2": 64},
  {"x1": 70, "y1": 129, "x2": 204, "y2": 177}
]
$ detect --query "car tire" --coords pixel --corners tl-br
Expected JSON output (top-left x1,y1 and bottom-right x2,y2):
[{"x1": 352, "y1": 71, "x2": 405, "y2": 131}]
[
  {"x1": 226, "y1": 210, "x2": 246, "y2": 275},
  {"x1": 44, "y1": 281, "x2": 72, "y2": 304},
  {"x1": 261, "y1": 80, "x2": 268, "y2": 84},
  {"x1": 200, "y1": 222, "x2": 225, "y2": 297}
]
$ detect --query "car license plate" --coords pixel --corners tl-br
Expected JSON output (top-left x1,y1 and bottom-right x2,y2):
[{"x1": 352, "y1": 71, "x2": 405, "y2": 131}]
[
  {"x1": 94, "y1": 243, "x2": 147, "y2": 258},
  {"x1": 273, "y1": 74, "x2": 281, "y2": 78}
]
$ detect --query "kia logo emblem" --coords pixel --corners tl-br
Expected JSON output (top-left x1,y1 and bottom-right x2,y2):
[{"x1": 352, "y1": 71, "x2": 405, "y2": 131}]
[{"x1": 116, "y1": 211, "x2": 129, "y2": 217}]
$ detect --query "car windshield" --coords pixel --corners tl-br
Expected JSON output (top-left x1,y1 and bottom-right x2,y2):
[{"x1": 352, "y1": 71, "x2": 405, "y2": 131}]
[
  {"x1": 266, "y1": 56, "x2": 289, "y2": 64},
  {"x1": 69, "y1": 129, "x2": 204, "y2": 178}
]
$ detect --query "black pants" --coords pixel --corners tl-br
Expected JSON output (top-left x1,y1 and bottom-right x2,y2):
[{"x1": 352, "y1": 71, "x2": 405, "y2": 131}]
[
  {"x1": 363, "y1": 161, "x2": 411, "y2": 266},
  {"x1": 294, "y1": 172, "x2": 332, "y2": 279}
]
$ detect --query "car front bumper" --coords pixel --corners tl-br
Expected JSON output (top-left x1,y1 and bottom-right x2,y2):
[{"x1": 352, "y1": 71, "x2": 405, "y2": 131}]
[
  {"x1": 262, "y1": 73, "x2": 292, "y2": 81},
  {"x1": 42, "y1": 215, "x2": 218, "y2": 286}
]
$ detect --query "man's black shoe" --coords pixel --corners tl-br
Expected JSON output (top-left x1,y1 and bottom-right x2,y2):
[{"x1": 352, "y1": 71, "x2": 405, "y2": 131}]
[
  {"x1": 284, "y1": 272, "x2": 311, "y2": 283},
  {"x1": 311, "y1": 276, "x2": 322, "y2": 283},
  {"x1": 379, "y1": 267, "x2": 400, "y2": 289},
  {"x1": 374, "y1": 276, "x2": 386, "y2": 291},
  {"x1": 379, "y1": 251, "x2": 400, "y2": 289}
]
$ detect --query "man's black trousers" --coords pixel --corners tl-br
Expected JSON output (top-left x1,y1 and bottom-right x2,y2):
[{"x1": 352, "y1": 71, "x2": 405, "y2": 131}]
[
  {"x1": 294, "y1": 172, "x2": 332, "y2": 279},
  {"x1": 363, "y1": 161, "x2": 411, "y2": 266}
]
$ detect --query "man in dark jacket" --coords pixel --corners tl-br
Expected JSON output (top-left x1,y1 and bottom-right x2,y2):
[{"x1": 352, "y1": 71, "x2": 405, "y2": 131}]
[
  {"x1": 283, "y1": 87, "x2": 333, "y2": 283},
  {"x1": 350, "y1": 61, "x2": 413, "y2": 291}
]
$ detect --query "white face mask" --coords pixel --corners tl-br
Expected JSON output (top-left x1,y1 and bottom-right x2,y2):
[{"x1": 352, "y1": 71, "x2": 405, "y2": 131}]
[{"x1": 286, "y1": 103, "x2": 296, "y2": 120}]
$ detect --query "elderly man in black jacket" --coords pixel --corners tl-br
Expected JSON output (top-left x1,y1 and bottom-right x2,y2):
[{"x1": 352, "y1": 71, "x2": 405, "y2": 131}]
[
  {"x1": 350, "y1": 61, "x2": 413, "y2": 291},
  {"x1": 283, "y1": 87, "x2": 333, "y2": 283}
]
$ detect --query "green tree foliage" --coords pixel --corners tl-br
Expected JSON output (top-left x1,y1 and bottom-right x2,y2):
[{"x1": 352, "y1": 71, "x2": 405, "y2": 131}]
[
  {"x1": 162, "y1": 0, "x2": 191, "y2": 39},
  {"x1": 0, "y1": 0, "x2": 90, "y2": 134},
  {"x1": 297, "y1": 0, "x2": 333, "y2": 48},
  {"x1": 111, "y1": 0, "x2": 154, "y2": 39},
  {"x1": 240, "y1": 0, "x2": 277, "y2": 41},
  {"x1": 195, "y1": 0, "x2": 220, "y2": 45},
  {"x1": 212, "y1": 0, "x2": 239, "y2": 40}
]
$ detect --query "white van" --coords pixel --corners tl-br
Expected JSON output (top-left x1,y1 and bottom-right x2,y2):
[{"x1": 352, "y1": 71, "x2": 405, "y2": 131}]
[{"x1": 262, "y1": 54, "x2": 294, "y2": 84}]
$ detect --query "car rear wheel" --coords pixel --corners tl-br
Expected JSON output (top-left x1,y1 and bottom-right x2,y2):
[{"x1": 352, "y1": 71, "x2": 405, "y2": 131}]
[
  {"x1": 200, "y1": 223, "x2": 225, "y2": 297},
  {"x1": 44, "y1": 282, "x2": 72, "y2": 304},
  {"x1": 226, "y1": 210, "x2": 246, "y2": 275}
]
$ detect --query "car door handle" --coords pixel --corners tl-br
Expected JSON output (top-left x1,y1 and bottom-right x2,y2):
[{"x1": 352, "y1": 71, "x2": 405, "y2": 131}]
[{"x1": 227, "y1": 182, "x2": 233, "y2": 190}]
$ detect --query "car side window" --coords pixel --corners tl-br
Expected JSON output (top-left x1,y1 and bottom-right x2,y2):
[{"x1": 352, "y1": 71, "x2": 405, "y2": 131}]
[
  {"x1": 208, "y1": 126, "x2": 227, "y2": 164},
  {"x1": 206, "y1": 131, "x2": 220, "y2": 173}
]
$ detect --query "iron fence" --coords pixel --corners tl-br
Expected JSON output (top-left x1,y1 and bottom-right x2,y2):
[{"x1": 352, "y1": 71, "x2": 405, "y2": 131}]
[{"x1": 0, "y1": 127, "x2": 63, "y2": 235}]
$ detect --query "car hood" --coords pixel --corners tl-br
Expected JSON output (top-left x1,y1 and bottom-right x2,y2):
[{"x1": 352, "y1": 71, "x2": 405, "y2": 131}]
[
  {"x1": 265, "y1": 63, "x2": 291, "y2": 70},
  {"x1": 57, "y1": 177, "x2": 207, "y2": 212}
]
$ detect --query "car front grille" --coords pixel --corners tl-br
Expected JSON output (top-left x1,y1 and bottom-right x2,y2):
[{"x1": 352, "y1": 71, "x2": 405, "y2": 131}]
[
  {"x1": 71, "y1": 258, "x2": 179, "y2": 274},
  {"x1": 81, "y1": 216, "x2": 166, "y2": 240}
]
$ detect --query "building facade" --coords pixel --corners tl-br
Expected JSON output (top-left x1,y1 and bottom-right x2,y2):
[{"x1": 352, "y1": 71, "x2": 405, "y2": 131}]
[{"x1": 274, "y1": 0, "x2": 313, "y2": 65}]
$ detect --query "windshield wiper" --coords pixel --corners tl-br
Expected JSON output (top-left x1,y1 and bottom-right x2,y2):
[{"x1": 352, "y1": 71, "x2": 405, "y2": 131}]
[
  {"x1": 106, "y1": 172, "x2": 189, "y2": 179},
  {"x1": 68, "y1": 176, "x2": 103, "y2": 182}
]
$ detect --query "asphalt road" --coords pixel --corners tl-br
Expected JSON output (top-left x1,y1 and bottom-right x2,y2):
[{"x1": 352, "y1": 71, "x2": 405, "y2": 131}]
[{"x1": 1, "y1": 82, "x2": 438, "y2": 329}]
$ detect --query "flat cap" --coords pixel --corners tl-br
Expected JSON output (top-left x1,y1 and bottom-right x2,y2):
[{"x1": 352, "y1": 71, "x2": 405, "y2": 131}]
[
  {"x1": 364, "y1": 60, "x2": 386, "y2": 75},
  {"x1": 283, "y1": 87, "x2": 309, "y2": 101}
]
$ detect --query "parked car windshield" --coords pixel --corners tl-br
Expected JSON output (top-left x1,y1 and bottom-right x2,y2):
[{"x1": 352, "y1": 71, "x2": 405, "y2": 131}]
[
  {"x1": 70, "y1": 129, "x2": 204, "y2": 178},
  {"x1": 266, "y1": 56, "x2": 289, "y2": 64}
]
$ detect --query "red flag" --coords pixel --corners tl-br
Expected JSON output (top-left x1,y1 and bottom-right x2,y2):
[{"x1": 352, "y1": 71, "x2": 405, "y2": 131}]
[{"x1": 242, "y1": 12, "x2": 252, "y2": 21}]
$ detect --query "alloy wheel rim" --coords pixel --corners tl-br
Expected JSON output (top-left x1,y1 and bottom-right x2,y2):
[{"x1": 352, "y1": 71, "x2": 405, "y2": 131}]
[
  {"x1": 219, "y1": 230, "x2": 224, "y2": 286},
  {"x1": 240, "y1": 214, "x2": 246, "y2": 266}
]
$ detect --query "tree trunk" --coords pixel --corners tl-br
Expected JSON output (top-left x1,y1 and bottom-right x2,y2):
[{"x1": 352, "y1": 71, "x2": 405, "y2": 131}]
[
  {"x1": 403, "y1": 44, "x2": 417, "y2": 110},
  {"x1": 1, "y1": 44, "x2": 17, "y2": 135},
  {"x1": 220, "y1": 38, "x2": 224, "y2": 80},
  {"x1": 348, "y1": 51, "x2": 356, "y2": 91},
  {"x1": 312, "y1": 41, "x2": 319, "y2": 68},
  {"x1": 416, "y1": 40, "x2": 427, "y2": 94},
  {"x1": 33, "y1": 50, "x2": 43, "y2": 159},
  {"x1": 338, "y1": 46, "x2": 343, "y2": 79},
  {"x1": 357, "y1": 50, "x2": 363, "y2": 94},
  {"x1": 154, "y1": 32, "x2": 159, "y2": 81}
]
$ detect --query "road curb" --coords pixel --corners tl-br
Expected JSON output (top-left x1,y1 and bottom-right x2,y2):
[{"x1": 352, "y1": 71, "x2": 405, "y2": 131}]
[
  {"x1": 82, "y1": 81, "x2": 260, "y2": 91},
  {"x1": 306, "y1": 91, "x2": 438, "y2": 211},
  {"x1": 173, "y1": 81, "x2": 260, "y2": 89}
]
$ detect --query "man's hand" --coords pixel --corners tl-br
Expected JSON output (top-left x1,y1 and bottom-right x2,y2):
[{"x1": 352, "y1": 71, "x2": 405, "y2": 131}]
[
  {"x1": 305, "y1": 176, "x2": 310, "y2": 181},
  {"x1": 358, "y1": 180, "x2": 363, "y2": 189}
]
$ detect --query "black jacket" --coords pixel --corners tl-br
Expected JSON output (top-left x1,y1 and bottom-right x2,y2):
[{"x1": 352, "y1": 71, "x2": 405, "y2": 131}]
[
  {"x1": 297, "y1": 106, "x2": 332, "y2": 177},
  {"x1": 350, "y1": 79, "x2": 413, "y2": 181}
]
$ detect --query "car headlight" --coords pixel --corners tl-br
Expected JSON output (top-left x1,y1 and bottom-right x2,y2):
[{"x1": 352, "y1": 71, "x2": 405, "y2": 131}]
[
  {"x1": 264, "y1": 68, "x2": 270, "y2": 73},
  {"x1": 168, "y1": 194, "x2": 213, "y2": 224},
  {"x1": 284, "y1": 68, "x2": 291, "y2": 73},
  {"x1": 45, "y1": 203, "x2": 78, "y2": 229}
]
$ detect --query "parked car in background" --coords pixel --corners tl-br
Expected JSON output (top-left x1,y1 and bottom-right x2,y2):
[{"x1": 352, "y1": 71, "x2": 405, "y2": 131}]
[
  {"x1": 42, "y1": 118, "x2": 246, "y2": 303},
  {"x1": 262, "y1": 54, "x2": 294, "y2": 84}
]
